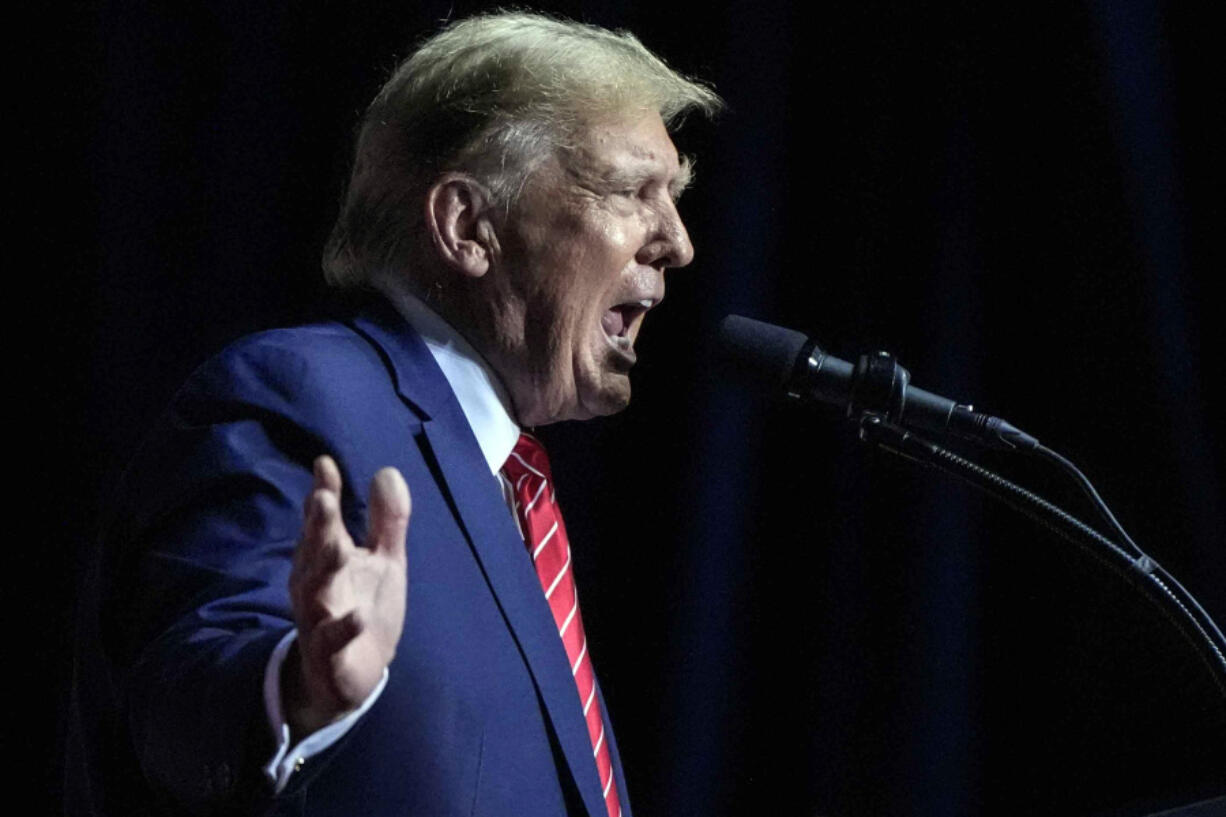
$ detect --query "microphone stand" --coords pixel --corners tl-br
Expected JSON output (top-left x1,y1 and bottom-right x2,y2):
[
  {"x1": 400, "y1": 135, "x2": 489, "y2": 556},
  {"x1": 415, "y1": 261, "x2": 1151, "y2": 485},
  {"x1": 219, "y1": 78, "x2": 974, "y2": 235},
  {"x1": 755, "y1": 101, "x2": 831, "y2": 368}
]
[{"x1": 856, "y1": 412, "x2": 1226, "y2": 702}]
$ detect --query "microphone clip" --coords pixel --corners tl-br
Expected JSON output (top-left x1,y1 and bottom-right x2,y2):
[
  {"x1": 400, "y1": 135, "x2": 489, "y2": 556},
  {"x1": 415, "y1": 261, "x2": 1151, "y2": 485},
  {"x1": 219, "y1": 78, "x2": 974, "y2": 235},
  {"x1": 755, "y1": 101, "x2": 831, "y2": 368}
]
[{"x1": 847, "y1": 350, "x2": 911, "y2": 425}]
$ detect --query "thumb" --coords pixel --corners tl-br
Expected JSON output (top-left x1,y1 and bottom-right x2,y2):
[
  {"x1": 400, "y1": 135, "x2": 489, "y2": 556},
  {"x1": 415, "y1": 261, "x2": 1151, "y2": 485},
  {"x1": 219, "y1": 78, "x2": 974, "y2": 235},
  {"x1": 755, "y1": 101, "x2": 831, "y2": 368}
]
[{"x1": 366, "y1": 466, "x2": 410, "y2": 560}]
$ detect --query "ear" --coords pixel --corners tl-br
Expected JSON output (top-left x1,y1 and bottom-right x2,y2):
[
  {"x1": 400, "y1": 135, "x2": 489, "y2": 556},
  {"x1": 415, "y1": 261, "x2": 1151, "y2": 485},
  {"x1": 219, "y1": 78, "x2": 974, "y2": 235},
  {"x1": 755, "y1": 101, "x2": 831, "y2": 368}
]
[{"x1": 424, "y1": 174, "x2": 499, "y2": 278}]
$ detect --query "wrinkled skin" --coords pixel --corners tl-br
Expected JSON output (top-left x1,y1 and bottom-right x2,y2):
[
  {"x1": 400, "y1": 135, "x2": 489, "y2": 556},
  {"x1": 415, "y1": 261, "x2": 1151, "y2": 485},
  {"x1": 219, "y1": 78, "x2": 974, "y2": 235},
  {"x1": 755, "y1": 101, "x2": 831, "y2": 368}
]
[{"x1": 480, "y1": 109, "x2": 696, "y2": 426}]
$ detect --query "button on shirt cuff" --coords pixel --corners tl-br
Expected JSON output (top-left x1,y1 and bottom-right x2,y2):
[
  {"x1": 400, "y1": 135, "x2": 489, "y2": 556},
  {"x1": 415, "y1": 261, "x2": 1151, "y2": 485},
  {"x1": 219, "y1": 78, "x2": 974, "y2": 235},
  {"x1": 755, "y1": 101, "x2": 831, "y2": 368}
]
[{"x1": 262, "y1": 628, "x2": 389, "y2": 792}]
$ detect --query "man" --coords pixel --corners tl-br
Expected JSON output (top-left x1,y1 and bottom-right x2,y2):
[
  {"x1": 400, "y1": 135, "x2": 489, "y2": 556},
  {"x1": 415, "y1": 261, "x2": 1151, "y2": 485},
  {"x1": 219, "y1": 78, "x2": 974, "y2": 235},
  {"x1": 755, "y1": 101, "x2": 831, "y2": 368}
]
[{"x1": 88, "y1": 12, "x2": 720, "y2": 816}]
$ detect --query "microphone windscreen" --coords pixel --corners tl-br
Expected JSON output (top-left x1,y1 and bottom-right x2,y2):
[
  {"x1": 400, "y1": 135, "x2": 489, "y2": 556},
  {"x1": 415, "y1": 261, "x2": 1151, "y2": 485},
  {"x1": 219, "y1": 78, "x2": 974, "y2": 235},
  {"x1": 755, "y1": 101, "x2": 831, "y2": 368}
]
[{"x1": 718, "y1": 315, "x2": 808, "y2": 391}]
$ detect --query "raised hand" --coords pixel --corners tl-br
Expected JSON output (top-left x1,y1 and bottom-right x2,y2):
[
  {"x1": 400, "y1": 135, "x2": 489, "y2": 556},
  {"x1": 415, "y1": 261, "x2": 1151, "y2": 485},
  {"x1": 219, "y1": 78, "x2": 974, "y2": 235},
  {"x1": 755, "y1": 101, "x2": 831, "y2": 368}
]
[{"x1": 283, "y1": 455, "x2": 410, "y2": 739}]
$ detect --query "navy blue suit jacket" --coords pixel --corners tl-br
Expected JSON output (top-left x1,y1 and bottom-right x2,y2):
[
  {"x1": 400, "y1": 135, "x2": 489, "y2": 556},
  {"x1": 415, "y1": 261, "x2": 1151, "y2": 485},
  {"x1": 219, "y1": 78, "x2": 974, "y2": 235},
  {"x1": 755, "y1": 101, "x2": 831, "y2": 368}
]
[{"x1": 96, "y1": 298, "x2": 630, "y2": 816}]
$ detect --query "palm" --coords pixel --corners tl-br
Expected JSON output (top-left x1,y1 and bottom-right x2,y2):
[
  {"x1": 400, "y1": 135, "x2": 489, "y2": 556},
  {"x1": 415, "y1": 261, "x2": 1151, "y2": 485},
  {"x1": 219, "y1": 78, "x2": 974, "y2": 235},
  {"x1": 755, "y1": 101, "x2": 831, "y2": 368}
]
[{"x1": 287, "y1": 456, "x2": 410, "y2": 735}]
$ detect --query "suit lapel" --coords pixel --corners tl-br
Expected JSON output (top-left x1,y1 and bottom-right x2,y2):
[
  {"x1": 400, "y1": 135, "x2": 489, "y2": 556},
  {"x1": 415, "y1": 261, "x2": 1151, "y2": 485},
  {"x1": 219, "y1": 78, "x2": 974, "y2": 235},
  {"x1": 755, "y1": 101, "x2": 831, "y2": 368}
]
[
  {"x1": 421, "y1": 420, "x2": 608, "y2": 817},
  {"x1": 349, "y1": 302, "x2": 609, "y2": 817}
]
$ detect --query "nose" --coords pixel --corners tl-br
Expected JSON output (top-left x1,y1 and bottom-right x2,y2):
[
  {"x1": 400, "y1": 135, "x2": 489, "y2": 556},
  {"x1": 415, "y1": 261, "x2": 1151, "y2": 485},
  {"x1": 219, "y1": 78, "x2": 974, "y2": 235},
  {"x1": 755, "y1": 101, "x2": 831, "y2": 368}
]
[{"x1": 638, "y1": 197, "x2": 695, "y2": 270}]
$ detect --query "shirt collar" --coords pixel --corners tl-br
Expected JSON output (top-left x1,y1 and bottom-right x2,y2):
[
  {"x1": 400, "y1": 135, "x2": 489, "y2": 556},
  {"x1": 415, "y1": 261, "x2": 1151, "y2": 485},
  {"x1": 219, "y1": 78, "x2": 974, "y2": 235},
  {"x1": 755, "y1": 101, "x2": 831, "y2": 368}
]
[{"x1": 379, "y1": 282, "x2": 520, "y2": 476}]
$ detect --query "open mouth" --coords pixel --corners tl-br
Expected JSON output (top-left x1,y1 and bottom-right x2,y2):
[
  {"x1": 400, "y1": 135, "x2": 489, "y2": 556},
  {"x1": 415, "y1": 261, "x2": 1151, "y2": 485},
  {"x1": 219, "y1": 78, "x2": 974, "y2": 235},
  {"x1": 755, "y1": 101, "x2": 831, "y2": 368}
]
[{"x1": 601, "y1": 299, "x2": 655, "y2": 352}]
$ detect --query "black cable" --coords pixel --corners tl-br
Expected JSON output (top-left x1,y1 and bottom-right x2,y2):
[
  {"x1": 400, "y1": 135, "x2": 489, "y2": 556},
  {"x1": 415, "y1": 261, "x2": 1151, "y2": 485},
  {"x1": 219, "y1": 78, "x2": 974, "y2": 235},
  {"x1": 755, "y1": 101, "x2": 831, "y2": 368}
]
[
  {"x1": 859, "y1": 415, "x2": 1226, "y2": 698},
  {"x1": 1029, "y1": 443, "x2": 1226, "y2": 678},
  {"x1": 1031, "y1": 444, "x2": 1144, "y2": 557}
]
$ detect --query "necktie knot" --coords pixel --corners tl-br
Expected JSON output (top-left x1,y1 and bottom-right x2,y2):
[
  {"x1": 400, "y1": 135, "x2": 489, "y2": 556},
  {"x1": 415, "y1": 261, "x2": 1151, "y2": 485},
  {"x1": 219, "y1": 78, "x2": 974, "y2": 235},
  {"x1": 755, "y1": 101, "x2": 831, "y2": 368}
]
[{"x1": 503, "y1": 432, "x2": 553, "y2": 487}]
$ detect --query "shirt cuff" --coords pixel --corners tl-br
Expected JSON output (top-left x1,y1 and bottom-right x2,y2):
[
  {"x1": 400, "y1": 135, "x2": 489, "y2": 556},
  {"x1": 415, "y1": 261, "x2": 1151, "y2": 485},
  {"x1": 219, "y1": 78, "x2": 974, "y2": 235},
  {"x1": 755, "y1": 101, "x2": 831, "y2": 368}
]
[{"x1": 262, "y1": 628, "x2": 389, "y2": 792}]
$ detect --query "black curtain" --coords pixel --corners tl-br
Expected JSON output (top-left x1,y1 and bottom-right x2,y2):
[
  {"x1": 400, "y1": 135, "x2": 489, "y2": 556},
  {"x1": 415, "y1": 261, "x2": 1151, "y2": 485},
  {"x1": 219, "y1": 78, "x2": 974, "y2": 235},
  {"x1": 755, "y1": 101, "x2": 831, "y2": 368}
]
[{"x1": 36, "y1": 2, "x2": 1224, "y2": 814}]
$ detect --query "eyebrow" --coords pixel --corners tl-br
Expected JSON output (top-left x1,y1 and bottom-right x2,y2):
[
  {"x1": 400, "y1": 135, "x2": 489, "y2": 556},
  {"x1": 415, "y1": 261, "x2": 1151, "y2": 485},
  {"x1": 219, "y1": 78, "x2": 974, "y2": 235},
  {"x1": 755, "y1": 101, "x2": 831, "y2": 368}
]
[
  {"x1": 669, "y1": 155, "x2": 695, "y2": 201},
  {"x1": 593, "y1": 154, "x2": 695, "y2": 201}
]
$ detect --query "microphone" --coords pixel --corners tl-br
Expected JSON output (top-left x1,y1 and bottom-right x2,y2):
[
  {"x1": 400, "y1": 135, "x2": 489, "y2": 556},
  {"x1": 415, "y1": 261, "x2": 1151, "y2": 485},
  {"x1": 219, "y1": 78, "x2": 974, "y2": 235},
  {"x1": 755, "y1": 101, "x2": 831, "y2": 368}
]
[{"x1": 718, "y1": 314, "x2": 1038, "y2": 451}]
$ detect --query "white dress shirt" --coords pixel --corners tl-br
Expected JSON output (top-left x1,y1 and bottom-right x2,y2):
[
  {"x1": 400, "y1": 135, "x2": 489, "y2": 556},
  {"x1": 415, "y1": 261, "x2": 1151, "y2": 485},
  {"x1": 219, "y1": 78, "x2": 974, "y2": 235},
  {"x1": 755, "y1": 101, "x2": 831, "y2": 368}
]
[{"x1": 262, "y1": 285, "x2": 520, "y2": 790}]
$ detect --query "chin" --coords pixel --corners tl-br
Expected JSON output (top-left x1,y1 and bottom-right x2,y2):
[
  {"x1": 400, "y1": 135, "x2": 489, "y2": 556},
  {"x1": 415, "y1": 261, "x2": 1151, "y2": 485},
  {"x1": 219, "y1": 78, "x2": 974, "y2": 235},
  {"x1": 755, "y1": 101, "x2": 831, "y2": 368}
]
[
  {"x1": 514, "y1": 378, "x2": 628, "y2": 426},
  {"x1": 586, "y1": 394, "x2": 630, "y2": 418},
  {"x1": 526, "y1": 348, "x2": 634, "y2": 424},
  {"x1": 578, "y1": 376, "x2": 632, "y2": 419}
]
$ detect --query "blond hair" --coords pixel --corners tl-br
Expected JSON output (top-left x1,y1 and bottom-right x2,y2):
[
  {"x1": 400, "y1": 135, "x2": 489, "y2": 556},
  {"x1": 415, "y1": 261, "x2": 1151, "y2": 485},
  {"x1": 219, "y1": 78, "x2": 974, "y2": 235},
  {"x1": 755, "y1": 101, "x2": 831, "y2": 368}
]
[{"x1": 322, "y1": 11, "x2": 722, "y2": 288}]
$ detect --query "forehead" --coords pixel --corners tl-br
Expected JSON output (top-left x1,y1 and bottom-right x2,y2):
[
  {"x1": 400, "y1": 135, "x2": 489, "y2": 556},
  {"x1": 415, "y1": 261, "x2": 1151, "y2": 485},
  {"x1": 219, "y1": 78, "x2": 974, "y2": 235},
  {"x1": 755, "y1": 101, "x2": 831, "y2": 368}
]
[{"x1": 566, "y1": 111, "x2": 683, "y2": 181}]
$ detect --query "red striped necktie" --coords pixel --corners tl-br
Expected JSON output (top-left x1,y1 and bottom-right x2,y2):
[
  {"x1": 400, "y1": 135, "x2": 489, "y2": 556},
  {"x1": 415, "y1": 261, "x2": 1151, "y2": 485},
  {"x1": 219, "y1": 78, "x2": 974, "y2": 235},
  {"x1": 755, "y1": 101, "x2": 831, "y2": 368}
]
[{"x1": 502, "y1": 432, "x2": 622, "y2": 817}]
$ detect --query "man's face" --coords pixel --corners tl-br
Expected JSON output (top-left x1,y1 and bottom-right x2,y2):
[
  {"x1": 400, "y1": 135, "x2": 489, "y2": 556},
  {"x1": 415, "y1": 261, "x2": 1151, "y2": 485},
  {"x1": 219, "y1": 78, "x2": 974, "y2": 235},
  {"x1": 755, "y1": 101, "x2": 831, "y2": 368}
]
[{"x1": 488, "y1": 110, "x2": 695, "y2": 426}]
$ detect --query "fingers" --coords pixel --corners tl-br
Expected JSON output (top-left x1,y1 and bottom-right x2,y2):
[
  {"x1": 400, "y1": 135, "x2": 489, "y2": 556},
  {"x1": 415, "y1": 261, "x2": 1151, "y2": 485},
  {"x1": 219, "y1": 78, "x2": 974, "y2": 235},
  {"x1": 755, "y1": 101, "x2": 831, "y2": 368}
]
[
  {"x1": 302, "y1": 455, "x2": 348, "y2": 559},
  {"x1": 294, "y1": 458, "x2": 354, "y2": 620},
  {"x1": 313, "y1": 454, "x2": 342, "y2": 496},
  {"x1": 289, "y1": 458, "x2": 407, "y2": 721},
  {"x1": 366, "y1": 467, "x2": 410, "y2": 561},
  {"x1": 302, "y1": 488, "x2": 348, "y2": 571}
]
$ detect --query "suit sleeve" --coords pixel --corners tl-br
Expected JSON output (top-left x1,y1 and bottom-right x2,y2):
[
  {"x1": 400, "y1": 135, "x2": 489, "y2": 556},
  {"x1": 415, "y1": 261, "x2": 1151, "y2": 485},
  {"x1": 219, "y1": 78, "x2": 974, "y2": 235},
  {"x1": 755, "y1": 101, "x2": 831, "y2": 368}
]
[{"x1": 101, "y1": 340, "x2": 372, "y2": 814}]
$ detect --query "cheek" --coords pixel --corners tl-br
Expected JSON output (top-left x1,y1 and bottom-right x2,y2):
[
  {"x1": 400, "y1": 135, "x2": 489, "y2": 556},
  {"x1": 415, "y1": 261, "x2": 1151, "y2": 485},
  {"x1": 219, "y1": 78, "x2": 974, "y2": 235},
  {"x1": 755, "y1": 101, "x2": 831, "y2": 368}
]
[
  {"x1": 559, "y1": 245, "x2": 618, "y2": 322},
  {"x1": 597, "y1": 215, "x2": 630, "y2": 246},
  {"x1": 528, "y1": 211, "x2": 636, "y2": 349}
]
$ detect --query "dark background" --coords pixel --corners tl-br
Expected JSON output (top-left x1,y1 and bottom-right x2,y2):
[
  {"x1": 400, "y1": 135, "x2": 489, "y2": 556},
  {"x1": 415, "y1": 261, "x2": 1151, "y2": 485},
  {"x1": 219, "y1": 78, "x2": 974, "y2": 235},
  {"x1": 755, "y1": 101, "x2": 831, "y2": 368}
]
[{"x1": 31, "y1": 1, "x2": 1225, "y2": 814}]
